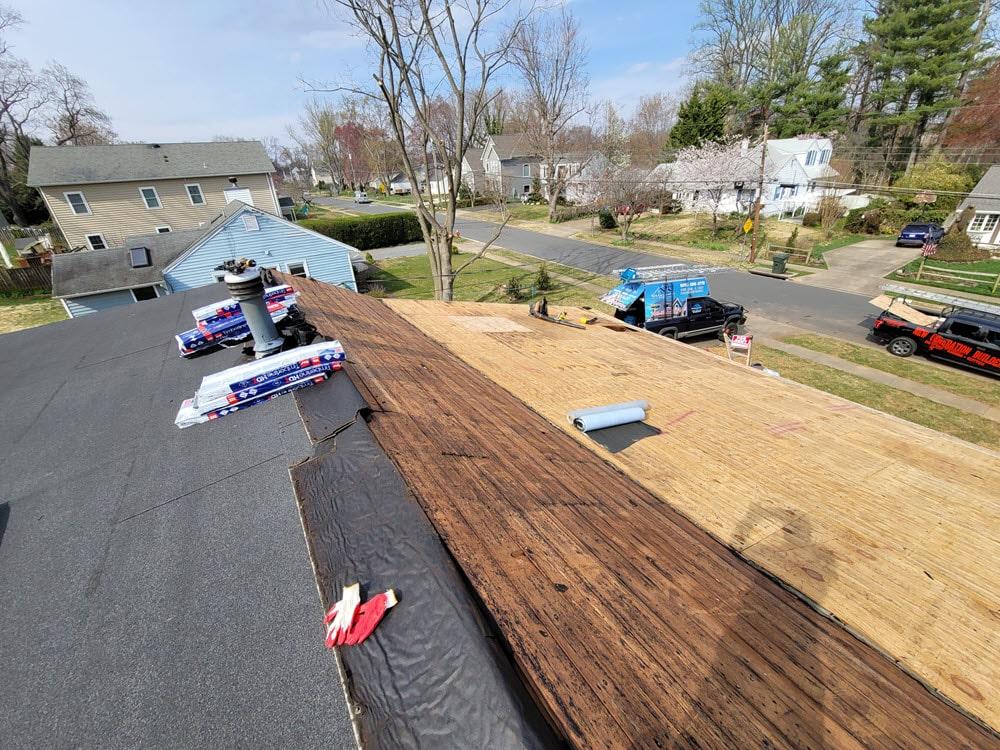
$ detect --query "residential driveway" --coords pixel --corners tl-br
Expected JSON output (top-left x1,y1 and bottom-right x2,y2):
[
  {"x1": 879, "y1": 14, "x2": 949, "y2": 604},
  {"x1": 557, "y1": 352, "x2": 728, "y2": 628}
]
[{"x1": 794, "y1": 238, "x2": 919, "y2": 296}]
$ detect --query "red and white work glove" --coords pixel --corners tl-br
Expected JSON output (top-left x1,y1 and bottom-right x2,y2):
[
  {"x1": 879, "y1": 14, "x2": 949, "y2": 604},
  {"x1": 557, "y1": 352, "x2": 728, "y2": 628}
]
[{"x1": 324, "y1": 584, "x2": 397, "y2": 648}]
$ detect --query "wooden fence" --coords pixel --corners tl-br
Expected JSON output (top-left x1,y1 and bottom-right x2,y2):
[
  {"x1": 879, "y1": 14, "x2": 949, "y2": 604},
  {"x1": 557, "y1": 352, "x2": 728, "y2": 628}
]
[
  {"x1": 761, "y1": 243, "x2": 817, "y2": 265},
  {"x1": 0, "y1": 265, "x2": 52, "y2": 293},
  {"x1": 915, "y1": 257, "x2": 1000, "y2": 294}
]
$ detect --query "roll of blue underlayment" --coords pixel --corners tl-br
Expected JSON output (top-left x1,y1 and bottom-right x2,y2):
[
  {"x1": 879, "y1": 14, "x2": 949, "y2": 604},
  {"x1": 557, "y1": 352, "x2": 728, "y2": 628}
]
[{"x1": 567, "y1": 401, "x2": 650, "y2": 432}]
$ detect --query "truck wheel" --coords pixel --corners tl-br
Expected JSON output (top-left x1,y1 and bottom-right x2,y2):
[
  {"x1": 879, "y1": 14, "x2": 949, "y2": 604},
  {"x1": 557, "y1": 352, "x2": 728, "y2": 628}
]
[
  {"x1": 659, "y1": 328, "x2": 678, "y2": 339},
  {"x1": 719, "y1": 317, "x2": 741, "y2": 340},
  {"x1": 887, "y1": 336, "x2": 917, "y2": 357}
]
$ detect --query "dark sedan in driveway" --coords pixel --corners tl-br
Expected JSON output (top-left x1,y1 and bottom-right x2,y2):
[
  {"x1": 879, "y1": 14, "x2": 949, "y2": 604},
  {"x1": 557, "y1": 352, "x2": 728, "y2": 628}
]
[{"x1": 896, "y1": 222, "x2": 944, "y2": 247}]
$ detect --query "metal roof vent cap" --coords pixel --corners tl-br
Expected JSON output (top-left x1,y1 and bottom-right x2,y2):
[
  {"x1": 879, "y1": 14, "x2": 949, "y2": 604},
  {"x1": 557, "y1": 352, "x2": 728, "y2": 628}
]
[{"x1": 221, "y1": 261, "x2": 284, "y2": 358}]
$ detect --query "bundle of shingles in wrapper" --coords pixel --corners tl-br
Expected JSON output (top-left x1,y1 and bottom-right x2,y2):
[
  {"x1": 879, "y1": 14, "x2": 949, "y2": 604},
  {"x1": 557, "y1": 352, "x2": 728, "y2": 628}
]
[
  {"x1": 174, "y1": 284, "x2": 299, "y2": 357},
  {"x1": 174, "y1": 340, "x2": 346, "y2": 428}
]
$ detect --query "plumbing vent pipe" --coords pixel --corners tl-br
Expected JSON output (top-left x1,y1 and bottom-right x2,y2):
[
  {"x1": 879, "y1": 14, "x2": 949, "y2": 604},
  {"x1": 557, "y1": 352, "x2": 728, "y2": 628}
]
[{"x1": 224, "y1": 266, "x2": 284, "y2": 358}]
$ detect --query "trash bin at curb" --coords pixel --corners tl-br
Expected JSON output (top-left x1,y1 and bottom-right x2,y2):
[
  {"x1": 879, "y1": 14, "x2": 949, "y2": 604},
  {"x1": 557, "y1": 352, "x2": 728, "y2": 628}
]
[{"x1": 771, "y1": 251, "x2": 790, "y2": 275}]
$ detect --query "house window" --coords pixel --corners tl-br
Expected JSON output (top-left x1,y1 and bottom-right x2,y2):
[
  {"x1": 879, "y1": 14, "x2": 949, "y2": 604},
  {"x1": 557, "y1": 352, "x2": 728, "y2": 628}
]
[
  {"x1": 185, "y1": 183, "x2": 205, "y2": 205},
  {"x1": 523, "y1": 184, "x2": 530, "y2": 194},
  {"x1": 131, "y1": 285, "x2": 158, "y2": 302},
  {"x1": 155, "y1": 225, "x2": 171, "y2": 233},
  {"x1": 522, "y1": 164, "x2": 530, "y2": 177},
  {"x1": 969, "y1": 213, "x2": 1000, "y2": 233},
  {"x1": 805, "y1": 151, "x2": 817, "y2": 166},
  {"x1": 820, "y1": 149, "x2": 831, "y2": 164},
  {"x1": 287, "y1": 261, "x2": 309, "y2": 278},
  {"x1": 65, "y1": 191, "x2": 91, "y2": 215},
  {"x1": 242, "y1": 214, "x2": 260, "y2": 232},
  {"x1": 85, "y1": 233, "x2": 107, "y2": 250},
  {"x1": 539, "y1": 165, "x2": 548, "y2": 179},
  {"x1": 139, "y1": 186, "x2": 161, "y2": 209},
  {"x1": 129, "y1": 247, "x2": 151, "y2": 268}
]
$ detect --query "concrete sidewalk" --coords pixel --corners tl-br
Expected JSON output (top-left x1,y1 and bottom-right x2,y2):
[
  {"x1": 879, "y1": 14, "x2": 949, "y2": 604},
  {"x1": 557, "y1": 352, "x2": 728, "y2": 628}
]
[{"x1": 747, "y1": 315, "x2": 1000, "y2": 421}]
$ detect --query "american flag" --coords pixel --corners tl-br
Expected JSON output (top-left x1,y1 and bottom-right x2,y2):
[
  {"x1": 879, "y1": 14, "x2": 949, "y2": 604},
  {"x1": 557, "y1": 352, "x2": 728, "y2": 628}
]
[{"x1": 921, "y1": 237, "x2": 938, "y2": 257}]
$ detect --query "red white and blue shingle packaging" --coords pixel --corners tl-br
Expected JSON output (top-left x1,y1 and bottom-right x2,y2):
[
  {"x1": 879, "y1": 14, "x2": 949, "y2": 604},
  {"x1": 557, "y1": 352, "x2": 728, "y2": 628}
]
[
  {"x1": 174, "y1": 341, "x2": 346, "y2": 428},
  {"x1": 175, "y1": 284, "x2": 298, "y2": 356}
]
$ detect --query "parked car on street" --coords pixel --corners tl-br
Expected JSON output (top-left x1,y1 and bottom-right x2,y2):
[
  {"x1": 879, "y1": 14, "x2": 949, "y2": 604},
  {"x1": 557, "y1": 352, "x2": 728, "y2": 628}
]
[
  {"x1": 871, "y1": 307, "x2": 1000, "y2": 375},
  {"x1": 895, "y1": 222, "x2": 943, "y2": 247},
  {"x1": 354, "y1": 190, "x2": 372, "y2": 204}
]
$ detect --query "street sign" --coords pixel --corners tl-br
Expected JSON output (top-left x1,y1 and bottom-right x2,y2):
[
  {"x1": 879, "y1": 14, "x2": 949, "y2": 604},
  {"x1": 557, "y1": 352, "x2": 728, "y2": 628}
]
[{"x1": 742, "y1": 218, "x2": 753, "y2": 233}]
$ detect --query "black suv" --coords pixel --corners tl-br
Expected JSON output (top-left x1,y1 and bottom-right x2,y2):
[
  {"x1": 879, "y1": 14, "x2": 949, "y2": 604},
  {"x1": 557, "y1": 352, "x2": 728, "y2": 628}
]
[{"x1": 616, "y1": 296, "x2": 747, "y2": 339}]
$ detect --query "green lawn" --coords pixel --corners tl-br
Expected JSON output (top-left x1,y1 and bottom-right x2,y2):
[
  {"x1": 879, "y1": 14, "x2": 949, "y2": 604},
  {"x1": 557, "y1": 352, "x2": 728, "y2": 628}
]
[
  {"x1": 0, "y1": 293, "x2": 68, "y2": 334},
  {"x1": 782, "y1": 334, "x2": 999, "y2": 406},
  {"x1": 746, "y1": 343, "x2": 1000, "y2": 450},
  {"x1": 888, "y1": 257, "x2": 1000, "y2": 297},
  {"x1": 367, "y1": 251, "x2": 610, "y2": 308}
]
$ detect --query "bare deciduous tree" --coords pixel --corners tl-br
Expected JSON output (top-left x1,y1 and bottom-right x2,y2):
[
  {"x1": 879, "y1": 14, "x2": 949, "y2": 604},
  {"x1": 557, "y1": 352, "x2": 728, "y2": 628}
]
[
  {"x1": 322, "y1": 0, "x2": 528, "y2": 300},
  {"x1": 43, "y1": 63, "x2": 116, "y2": 145},
  {"x1": 511, "y1": 7, "x2": 589, "y2": 222},
  {"x1": 290, "y1": 98, "x2": 347, "y2": 191},
  {"x1": 692, "y1": 0, "x2": 852, "y2": 91},
  {"x1": 597, "y1": 164, "x2": 665, "y2": 242},
  {"x1": 0, "y1": 6, "x2": 45, "y2": 225},
  {"x1": 628, "y1": 93, "x2": 677, "y2": 166}
]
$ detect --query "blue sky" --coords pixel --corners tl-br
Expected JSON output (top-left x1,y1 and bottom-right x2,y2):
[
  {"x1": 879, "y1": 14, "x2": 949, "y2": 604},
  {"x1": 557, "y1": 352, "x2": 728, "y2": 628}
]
[{"x1": 14, "y1": 0, "x2": 697, "y2": 143}]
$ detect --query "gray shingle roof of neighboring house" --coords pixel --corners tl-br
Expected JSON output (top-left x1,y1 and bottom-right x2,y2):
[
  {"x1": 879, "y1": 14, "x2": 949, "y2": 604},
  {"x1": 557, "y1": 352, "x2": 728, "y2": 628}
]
[
  {"x1": 488, "y1": 134, "x2": 536, "y2": 160},
  {"x1": 463, "y1": 147, "x2": 484, "y2": 175},
  {"x1": 957, "y1": 165, "x2": 1000, "y2": 213},
  {"x1": 51, "y1": 200, "x2": 250, "y2": 297},
  {"x1": 27, "y1": 140, "x2": 275, "y2": 187}
]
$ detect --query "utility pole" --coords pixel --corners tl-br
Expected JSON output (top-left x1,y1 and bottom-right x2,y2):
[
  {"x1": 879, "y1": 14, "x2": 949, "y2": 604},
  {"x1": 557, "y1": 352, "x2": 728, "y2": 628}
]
[{"x1": 748, "y1": 119, "x2": 769, "y2": 264}]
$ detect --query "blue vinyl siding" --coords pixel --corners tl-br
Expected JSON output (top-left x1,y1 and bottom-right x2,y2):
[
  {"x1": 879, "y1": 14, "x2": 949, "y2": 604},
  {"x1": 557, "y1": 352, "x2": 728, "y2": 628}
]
[
  {"x1": 64, "y1": 289, "x2": 138, "y2": 317},
  {"x1": 164, "y1": 209, "x2": 358, "y2": 293}
]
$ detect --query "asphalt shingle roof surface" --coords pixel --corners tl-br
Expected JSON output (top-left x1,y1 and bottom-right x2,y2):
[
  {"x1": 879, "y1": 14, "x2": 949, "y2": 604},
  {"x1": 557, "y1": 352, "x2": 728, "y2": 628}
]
[
  {"x1": 959, "y1": 164, "x2": 1000, "y2": 213},
  {"x1": 51, "y1": 201, "x2": 252, "y2": 297},
  {"x1": 0, "y1": 286, "x2": 354, "y2": 749},
  {"x1": 27, "y1": 141, "x2": 275, "y2": 187}
]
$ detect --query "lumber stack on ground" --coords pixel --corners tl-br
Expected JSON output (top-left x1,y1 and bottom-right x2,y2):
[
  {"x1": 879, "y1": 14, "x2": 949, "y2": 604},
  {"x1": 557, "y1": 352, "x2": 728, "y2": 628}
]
[
  {"x1": 288, "y1": 276, "x2": 997, "y2": 748},
  {"x1": 386, "y1": 298, "x2": 1000, "y2": 733}
]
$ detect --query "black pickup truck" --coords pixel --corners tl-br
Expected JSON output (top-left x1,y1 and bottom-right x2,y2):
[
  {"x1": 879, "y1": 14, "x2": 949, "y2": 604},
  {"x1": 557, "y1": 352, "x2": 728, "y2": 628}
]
[
  {"x1": 615, "y1": 296, "x2": 747, "y2": 339},
  {"x1": 871, "y1": 308, "x2": 1000, "y2": 375}
]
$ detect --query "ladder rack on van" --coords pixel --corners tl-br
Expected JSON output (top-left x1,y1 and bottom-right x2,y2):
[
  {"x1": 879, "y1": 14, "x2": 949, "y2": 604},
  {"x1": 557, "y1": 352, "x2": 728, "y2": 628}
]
[{"x1": 612, "y1": 264, "x2": 733, "y2": 281}]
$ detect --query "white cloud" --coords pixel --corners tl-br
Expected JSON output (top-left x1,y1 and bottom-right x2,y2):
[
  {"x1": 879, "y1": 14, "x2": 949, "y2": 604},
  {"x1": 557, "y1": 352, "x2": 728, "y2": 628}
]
[{"x1": 589, "y1": 57, "x2": 689, "y2": 115}]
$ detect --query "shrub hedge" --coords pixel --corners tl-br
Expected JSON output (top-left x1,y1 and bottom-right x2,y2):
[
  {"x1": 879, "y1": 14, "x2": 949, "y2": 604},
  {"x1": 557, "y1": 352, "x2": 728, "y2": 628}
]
[{"x1": 300, "y1": 212, "x2": 423, "y2": 250}]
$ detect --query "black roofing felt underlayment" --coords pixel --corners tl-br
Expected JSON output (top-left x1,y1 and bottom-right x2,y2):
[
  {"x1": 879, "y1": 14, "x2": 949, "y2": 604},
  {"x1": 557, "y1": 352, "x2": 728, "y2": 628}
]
[
  {"x1": 0, "y1": 287, "x2": 352, "y2": 748},
  {"x1": 27, "y1": 141, "x2": 275, "y2": 187},
  {"x1": 1, "y1": 285, "x2": 558, "y2": 749}
]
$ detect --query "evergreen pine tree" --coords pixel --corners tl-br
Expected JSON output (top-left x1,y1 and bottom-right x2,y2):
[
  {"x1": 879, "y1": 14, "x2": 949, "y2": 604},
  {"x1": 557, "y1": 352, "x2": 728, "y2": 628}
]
[
  {"x1": 772, "y1": 54, "x2": 851, "y2": 137},
  {"x1": 668, "y1": 84, "x2": 734, "y2": 148},
  {"x1": 862, "y1": 0, "x2": 981, "y2": 170}
]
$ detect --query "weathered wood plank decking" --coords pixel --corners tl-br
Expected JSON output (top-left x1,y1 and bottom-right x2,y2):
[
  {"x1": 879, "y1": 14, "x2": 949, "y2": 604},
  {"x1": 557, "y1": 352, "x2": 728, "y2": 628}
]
[
  {"x1": 388, "y1": 299, "x2": 1000, "y2": 733},
  {"x1": 291, "y1": 277, "x2": 997, "y2": 749}
]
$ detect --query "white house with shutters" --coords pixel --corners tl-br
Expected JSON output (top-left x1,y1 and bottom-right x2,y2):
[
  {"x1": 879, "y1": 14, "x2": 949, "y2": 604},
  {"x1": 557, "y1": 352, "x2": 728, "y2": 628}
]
[
  {"x1": 955, "y1": 165, "x2": 1000, "y2": 250},
  {"x1": 662, "y1": 136, "x2": 859, "y2": 218}
]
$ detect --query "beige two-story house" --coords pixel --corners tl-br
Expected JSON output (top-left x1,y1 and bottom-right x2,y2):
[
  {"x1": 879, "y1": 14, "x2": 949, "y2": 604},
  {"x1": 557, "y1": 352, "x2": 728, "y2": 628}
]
[{"x1": 27, "y1": 141, "x2": 280, "y2": 250}]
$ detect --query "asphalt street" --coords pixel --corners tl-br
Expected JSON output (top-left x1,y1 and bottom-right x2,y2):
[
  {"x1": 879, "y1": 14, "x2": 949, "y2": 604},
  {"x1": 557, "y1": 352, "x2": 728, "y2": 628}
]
[{"x1": 317, "y1": 197, "x2": 880, "y2": 342}]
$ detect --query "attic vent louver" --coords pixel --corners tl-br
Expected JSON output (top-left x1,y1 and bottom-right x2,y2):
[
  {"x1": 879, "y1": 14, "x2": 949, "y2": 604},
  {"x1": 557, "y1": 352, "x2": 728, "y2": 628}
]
[{"x1": 129, "y1": 247, "x2": 151, "y2": 268}]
